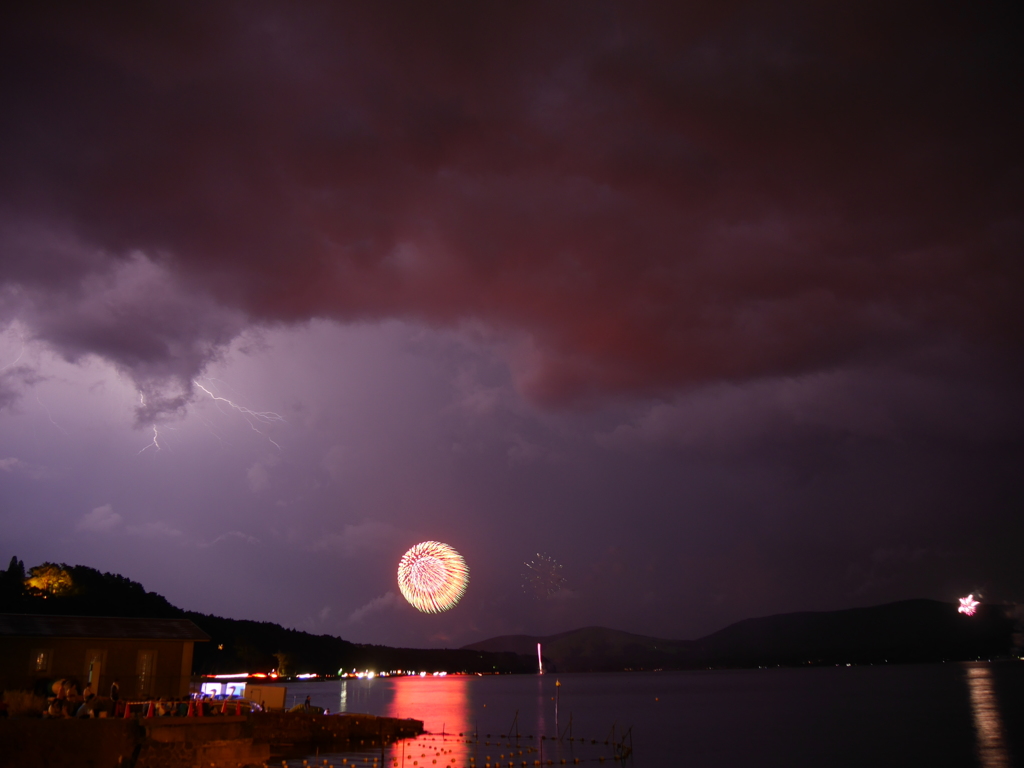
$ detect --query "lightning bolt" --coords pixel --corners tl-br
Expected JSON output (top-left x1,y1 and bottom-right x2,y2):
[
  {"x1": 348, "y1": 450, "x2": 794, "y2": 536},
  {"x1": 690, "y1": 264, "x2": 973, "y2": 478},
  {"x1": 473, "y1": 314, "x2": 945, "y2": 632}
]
[
  {"x1": 137, "y1": 394, "x2": 163, "y2": 454},
  {"x1": 0, "y1": 344, "x2": 26, "y2": 372},
  {"x1": 193, "y1": 380, "x2": 284, "y2": 450},
  {"x1": 36, "y1": 394, "x2": 69, "y2": 435},
  {"x1": 138, "y1": 425, "x2": 161, "y2": 454}
]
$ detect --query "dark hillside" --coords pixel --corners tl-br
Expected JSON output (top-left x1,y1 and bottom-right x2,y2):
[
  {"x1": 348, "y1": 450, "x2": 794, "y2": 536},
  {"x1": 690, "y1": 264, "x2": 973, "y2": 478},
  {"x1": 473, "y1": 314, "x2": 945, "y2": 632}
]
[
  {"x1": 0, "y1": 558, "x2": 532, "y2": 674},
  {"x1": 3, "y1": 559, "x2": 1013, "y2": 675},
  {"x1": 690, "y1": 599, "x2": 1014, "y2": 666},
  {"x1": 467, "y1": 600, "x2": 1016, "y2": 671},
  {"x1": 465, "y1": 626, "x2": 695, "y2": 671}
]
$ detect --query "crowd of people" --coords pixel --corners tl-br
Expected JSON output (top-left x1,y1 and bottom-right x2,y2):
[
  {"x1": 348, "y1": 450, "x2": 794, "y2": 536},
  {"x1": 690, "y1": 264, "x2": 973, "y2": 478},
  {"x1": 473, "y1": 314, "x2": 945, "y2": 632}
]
[
  {"x1": 41, "y1": 677, "x2": 108, "y2": 718},
  {"x1": 34, "y1": 679, "x2": 250, "y2": 718}
]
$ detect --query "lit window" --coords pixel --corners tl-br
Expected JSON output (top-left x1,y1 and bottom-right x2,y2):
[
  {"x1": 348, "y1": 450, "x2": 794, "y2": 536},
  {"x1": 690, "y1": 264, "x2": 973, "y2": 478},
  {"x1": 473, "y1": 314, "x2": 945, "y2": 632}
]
[{"x1": 137, "y1": 650, "x2": 156, "y2": 696}]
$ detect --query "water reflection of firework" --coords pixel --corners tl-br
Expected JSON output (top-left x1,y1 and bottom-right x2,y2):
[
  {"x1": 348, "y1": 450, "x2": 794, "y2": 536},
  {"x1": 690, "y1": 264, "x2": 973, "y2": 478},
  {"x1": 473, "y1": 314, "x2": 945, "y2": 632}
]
[
  {"x1": 397, "y1": 541, "x2": 469, "y2": 613},
  {"x1": 523, "y1": 553, "x2": 568, "y2": 600}
]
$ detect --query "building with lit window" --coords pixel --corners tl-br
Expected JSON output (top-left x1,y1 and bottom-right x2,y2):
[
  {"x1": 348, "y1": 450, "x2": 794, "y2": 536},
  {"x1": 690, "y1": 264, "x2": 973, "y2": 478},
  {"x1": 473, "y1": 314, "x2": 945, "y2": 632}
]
[{"x1": 0, "y1": 614, "x2": 209, "y2": 698}]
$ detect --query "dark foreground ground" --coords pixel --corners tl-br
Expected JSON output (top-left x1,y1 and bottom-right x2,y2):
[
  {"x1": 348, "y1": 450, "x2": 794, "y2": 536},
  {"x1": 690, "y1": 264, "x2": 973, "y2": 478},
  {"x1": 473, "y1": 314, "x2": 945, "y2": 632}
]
[{"x1": 0, "y1": 710, "x2": 424, "y2": 768}]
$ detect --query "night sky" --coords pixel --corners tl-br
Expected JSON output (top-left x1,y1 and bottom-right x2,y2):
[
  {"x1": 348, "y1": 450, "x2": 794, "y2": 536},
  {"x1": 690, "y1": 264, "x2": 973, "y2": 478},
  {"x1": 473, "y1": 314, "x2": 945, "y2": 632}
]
[{"x1": 1, "y1": 3, "x2": 1022, "y2": 650}]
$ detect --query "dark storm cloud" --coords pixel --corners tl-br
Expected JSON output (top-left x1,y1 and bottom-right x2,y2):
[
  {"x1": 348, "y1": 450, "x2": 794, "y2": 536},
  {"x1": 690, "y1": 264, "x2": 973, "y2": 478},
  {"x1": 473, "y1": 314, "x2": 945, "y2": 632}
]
[
  {"x1": 1, "y1": 251, "x2": 246, "y2": 421},
  {"x1": 2, "y1": 2, "x2": 1021, "y2": 410},
  {"x1": 600, "y1": 361, "x2": 1024, "y2": 455}
]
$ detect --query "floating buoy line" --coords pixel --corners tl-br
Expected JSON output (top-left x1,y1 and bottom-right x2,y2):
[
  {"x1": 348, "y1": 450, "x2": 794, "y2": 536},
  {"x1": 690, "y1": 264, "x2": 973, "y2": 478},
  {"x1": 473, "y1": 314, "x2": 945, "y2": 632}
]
[{"x1": 270, "y1": 724, "x2": 634, "y2": 768}]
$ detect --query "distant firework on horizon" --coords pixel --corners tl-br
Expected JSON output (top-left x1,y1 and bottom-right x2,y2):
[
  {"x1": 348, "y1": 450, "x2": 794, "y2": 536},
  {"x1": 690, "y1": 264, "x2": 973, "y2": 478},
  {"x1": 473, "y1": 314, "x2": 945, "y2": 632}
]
[
  {"x1": 523, "y1": 552, "x2": 568, "y2": 600},
  {"x1": 958, "y1": 594, "x2": 980, "y2": 616},
  {"x1": 397, "y1": 541, "x2": 469, "y2": 613}
]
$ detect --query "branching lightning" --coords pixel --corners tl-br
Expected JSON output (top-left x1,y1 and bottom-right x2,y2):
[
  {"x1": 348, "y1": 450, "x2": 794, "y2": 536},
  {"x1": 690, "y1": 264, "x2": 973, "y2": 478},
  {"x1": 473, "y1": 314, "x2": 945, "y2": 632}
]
[
  {"x1": 135, "y1": 380, "x2": 282, "y2": 454},
  {"x1": 193, "y1": 380, "x2": 284, "y2": 450},
  {"x1": 137, "y1": 394, "x2": 162, "y2": 454},
  {"x1": 138, "y1": 425, "x2": 161, "y2": 454}
]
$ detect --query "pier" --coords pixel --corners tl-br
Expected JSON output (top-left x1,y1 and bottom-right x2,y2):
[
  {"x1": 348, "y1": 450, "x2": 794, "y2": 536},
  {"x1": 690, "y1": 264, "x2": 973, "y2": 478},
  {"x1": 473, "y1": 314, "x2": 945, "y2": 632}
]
[{"x1": 0, "y1": 711, "x2": 424, "y2": 768}]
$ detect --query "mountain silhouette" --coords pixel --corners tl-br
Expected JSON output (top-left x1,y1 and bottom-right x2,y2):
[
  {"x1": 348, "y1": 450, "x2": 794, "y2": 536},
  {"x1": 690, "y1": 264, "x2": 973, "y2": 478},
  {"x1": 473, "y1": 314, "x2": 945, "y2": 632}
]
[{"x1": 464, "y1": 599, "x2": 1017, "y2": 671}]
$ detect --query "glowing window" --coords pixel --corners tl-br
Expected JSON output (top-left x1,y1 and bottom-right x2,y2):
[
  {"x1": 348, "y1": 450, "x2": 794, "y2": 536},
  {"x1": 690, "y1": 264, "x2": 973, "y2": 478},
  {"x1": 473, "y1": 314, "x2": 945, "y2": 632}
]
[
  {"x1": 32, "y1": 649, "x2": 51, "y2": 672},
  {"x1": 137, "y1": 650, "x2": 156, "y2": 696}
]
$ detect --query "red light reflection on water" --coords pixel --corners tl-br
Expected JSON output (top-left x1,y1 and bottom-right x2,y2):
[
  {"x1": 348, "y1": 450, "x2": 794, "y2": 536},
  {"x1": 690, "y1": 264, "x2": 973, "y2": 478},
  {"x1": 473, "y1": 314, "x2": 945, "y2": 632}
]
[
  {"x1": 388, "y1": 677, "x2": 475, "y2": 768},
  {"x1": 388, "y1": 675, "x2": 471, "y2": 736},
  {"x1": 965, "y1": 664, "x2": 1011, "y2": 768}
]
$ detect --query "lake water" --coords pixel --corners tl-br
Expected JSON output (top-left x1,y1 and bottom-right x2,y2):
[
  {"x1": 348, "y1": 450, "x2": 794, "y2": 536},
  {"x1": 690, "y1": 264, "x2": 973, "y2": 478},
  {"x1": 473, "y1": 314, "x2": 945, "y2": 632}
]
[{"x1": 275, "y1": 662, "x2": 1022, "y2": 767}]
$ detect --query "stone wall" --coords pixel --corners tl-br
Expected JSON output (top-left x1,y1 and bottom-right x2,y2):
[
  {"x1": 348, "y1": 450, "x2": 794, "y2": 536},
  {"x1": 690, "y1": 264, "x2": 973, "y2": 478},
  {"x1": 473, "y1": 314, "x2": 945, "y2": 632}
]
[
  {"x1": 251, "y1": 711, "x2": 423, "y2": 746},
  {"x1": 136, "y1": 716, "x2": 270, "y2": 768}
]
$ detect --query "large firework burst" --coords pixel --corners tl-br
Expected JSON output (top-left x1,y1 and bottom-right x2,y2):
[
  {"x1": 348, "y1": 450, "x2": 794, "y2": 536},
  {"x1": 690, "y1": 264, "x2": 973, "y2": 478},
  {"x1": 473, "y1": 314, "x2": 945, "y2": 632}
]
[{"x1": 397, "y1": 541, "x2": 469, "y2": 613}]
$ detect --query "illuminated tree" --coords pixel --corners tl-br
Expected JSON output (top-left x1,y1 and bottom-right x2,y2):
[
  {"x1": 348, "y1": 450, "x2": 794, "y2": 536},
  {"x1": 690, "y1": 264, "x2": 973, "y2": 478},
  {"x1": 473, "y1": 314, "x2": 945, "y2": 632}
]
[
  {"x1": 273, "y1": 651, "x2": 294, "y2": 676},
  {"x1": 25, "y1": 563, "x2": 74, "y2": 598}
]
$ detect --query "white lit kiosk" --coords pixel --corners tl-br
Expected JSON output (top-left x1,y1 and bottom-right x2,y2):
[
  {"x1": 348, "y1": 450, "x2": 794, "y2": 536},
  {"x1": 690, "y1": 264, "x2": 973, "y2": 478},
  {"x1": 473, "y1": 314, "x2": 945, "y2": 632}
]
[{"x1": 199, "y1": 674, "x2": 287, "y2": 711}]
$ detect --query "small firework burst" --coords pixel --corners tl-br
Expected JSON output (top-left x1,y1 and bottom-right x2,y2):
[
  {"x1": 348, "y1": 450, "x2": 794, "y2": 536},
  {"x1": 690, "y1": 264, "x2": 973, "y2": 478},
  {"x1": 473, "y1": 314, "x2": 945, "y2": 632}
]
[
  {"x1": 397, "y1": 541, "x2": 469, "y2": 613},
  {"x1": 958, "y1": 594, "x2": 980, "y2": 616},
  {"x1": 523, "y1": 552, "x2": 568, "y2": 600}
]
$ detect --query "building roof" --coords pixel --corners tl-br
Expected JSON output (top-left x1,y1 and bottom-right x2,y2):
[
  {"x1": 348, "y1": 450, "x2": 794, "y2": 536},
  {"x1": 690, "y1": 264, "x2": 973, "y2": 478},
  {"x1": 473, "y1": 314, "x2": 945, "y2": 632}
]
[{"x1": 0, "y1": 614, "x2": 210, "y2": 641}]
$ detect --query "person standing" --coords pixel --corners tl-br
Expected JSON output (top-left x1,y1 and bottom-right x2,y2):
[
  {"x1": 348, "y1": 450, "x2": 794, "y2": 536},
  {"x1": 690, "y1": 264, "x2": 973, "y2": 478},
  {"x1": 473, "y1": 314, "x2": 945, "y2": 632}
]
[{"x1": 53, "y1": 679, "x2": 67, "y2": 715}]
